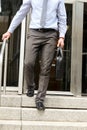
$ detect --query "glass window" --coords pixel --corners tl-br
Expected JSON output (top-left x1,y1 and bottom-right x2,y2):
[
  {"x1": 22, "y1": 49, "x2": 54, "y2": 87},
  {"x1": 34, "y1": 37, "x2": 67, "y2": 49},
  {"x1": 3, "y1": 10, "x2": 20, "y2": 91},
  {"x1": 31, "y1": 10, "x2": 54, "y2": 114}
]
[{"x1": 82, "y1": 3, "x2": 87, "y2": 93}]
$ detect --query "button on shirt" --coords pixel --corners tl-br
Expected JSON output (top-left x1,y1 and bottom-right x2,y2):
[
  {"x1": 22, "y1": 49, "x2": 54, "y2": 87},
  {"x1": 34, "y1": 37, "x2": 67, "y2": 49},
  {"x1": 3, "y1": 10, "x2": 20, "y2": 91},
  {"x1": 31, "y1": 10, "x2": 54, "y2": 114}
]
[{"x1": 8, "y1": 0, "x2": 67, "y2": 38}]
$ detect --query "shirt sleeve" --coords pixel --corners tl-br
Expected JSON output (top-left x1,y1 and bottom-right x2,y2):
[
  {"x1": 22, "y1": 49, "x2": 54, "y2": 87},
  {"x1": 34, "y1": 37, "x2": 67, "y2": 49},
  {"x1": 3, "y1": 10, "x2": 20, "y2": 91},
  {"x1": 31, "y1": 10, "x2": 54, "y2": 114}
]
[
  {"x1": 57, "y1": 0, "x2": 67, "y2": 38},
  {"x1": 8, "y1": 0, "x2": 31, "y2": 33}
]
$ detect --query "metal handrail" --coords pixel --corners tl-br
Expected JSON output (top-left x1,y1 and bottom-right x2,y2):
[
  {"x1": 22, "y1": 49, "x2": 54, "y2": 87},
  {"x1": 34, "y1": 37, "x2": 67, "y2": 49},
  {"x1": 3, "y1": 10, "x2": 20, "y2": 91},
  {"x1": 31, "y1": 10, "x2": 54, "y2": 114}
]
[{"x1": 0, "y1": 40, "x2": 8, "y2": 98}]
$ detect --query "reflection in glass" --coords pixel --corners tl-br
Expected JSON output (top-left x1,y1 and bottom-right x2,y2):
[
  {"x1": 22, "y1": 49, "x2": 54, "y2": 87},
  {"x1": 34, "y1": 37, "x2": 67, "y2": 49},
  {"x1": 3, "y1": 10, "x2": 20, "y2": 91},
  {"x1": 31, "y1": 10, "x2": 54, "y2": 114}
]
[{"x1": 1, "y1": 0, "x2": 22, "y2": 15}]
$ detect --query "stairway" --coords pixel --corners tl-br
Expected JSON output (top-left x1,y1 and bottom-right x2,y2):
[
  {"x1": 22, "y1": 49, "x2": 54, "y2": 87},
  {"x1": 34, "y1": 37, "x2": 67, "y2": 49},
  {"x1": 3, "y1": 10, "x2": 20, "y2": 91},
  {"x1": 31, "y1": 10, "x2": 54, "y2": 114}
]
[{"x1": 0, "y1": 94, "x2": 87, "y2": 130}]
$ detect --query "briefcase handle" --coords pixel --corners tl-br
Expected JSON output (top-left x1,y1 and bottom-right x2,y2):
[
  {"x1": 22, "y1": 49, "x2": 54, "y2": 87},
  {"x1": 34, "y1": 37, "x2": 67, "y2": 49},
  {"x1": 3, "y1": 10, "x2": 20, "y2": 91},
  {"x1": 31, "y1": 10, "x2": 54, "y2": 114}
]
[{"x1": 56, "y1": 47, "x2": 63, "y2": 62}]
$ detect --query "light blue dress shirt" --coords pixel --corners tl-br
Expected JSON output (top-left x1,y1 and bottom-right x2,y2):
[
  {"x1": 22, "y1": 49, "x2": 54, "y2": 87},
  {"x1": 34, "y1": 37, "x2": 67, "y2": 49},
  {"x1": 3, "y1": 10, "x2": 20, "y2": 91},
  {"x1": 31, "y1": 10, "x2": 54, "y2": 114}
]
[{"x1": 8, "y1": 0, "x2": 67, "y2": 38}]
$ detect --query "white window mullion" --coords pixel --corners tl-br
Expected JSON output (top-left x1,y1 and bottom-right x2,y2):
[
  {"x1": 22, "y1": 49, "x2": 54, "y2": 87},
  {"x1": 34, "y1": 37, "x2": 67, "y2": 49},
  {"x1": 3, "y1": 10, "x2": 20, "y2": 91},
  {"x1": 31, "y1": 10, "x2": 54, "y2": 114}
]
[{"x1": 0, "y1": 0, "x2": 1, "y2": 12}]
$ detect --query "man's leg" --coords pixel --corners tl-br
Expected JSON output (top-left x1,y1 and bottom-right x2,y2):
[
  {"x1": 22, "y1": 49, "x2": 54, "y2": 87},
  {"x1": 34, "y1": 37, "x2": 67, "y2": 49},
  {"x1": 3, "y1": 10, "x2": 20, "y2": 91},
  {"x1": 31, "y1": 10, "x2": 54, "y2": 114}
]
[
  {"x1": 35, "y1": 31, "x2": 57, "y2": 109},
  {"x1": 24, "y1": 30, "x2": 40, "y2": 96}
]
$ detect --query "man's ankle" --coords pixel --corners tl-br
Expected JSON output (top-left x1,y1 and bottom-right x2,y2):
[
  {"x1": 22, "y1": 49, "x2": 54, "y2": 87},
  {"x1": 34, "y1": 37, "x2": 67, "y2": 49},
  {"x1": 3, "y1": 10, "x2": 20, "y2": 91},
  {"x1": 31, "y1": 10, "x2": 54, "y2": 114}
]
[
  {"x1": 36, "y1": 101, "x2": 45, "y2": 111},
  {"x1": 26, "y1": 89, "x2": 34, "y2": 97}
]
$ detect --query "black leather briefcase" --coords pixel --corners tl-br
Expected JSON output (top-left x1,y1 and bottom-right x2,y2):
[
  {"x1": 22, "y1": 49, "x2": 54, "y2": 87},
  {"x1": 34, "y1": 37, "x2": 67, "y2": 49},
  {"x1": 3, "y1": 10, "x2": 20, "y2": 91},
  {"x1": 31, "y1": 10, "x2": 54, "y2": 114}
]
[{"x1": 55, "y1": 47, "x2": 64, "y2": 80}]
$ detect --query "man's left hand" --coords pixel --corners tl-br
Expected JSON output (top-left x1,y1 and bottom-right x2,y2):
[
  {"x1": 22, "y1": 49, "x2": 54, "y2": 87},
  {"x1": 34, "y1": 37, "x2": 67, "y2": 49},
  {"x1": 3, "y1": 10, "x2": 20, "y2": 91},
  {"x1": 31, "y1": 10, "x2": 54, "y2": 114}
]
[{"x1": 57, "y1": 37, "x2": 64, "y2": 49}]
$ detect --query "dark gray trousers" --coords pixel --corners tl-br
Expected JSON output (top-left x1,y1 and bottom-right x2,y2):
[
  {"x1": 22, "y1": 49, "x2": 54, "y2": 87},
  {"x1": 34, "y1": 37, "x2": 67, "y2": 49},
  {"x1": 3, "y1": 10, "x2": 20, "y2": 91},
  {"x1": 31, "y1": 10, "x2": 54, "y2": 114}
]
[{"x1": 24, "y1": 29, "x2": 58, "y2": 102}]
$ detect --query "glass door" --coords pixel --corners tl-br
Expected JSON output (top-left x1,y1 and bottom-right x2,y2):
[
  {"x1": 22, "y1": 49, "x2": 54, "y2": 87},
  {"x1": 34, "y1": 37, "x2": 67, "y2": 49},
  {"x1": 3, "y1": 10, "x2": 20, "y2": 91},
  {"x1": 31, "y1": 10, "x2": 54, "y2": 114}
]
[
  {"x1": 0, "y1": 0, "x2": 22, "y2": 88},
  {"x1": 48, "y1": 4, "x2": 72, "y2": 92},
  {"x1": 33, "y1": 2, "x2": 74, "y2": 95},
  {"x1": 24, "y1": 1, "x2": 84, "y2": 96}
]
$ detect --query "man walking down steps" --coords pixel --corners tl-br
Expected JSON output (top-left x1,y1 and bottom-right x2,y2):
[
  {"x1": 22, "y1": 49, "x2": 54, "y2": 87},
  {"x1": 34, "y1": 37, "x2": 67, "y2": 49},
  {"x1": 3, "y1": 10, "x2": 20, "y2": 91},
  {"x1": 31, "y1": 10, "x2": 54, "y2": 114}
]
[{"x1": 2, "y1": 0, "x2": 67, "y2": 110}]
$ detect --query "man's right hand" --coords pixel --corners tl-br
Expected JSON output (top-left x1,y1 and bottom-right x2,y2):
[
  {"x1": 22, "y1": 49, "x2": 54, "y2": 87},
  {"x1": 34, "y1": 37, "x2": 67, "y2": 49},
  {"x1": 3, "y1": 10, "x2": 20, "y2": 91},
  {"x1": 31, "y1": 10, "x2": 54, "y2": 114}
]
[{"x1": 2, "y1": 32, "x2": 11, "y2": 41}]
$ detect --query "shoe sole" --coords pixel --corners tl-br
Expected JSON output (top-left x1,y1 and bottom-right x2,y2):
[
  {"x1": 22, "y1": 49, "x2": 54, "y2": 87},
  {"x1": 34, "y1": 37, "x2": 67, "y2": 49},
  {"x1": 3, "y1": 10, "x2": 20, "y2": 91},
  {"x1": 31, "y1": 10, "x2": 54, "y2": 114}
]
[{"x1": 26, "y1": 93, "x2": 34, "y2": 97}]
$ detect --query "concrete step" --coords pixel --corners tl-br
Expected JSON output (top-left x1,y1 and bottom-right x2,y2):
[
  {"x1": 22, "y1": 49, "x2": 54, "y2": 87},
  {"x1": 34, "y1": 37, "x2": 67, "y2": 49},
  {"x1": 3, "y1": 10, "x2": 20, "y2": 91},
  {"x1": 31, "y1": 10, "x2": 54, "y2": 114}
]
[
  {"x1": 22, "y1": 121, "x2": 87, "y2": 130},
  {"x1": 22, "y1": 108, "x2": 87, "y2": 122},
  {"x1": 1, "y1": 95, "x2": 21, "y2": 107},
  {"x1": 0, "y1": 107, "x2": 21, "y2": 120},
  {"x1": 0, "y1": 120, "x2": 21, "y2": 130},
  {"x1": 22, "y1": 95, "x2": 87, "y2": 109},
  {"x1": 1, "y1": 94, "x2": 87, "y2": 109},
  {"x1": 0, "y1": 120, "x2": 87, "y2": 130},
  {"x1": 1, "y1": 107, "x2": 87, "y2": 122}
]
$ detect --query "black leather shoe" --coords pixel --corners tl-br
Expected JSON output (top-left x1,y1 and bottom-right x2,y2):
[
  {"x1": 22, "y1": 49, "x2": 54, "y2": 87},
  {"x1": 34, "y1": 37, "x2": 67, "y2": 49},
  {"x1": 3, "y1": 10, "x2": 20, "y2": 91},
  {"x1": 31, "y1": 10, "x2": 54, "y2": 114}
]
[
  {"x1": 36, "y1": 102, "x2": 45, "y2": 111},
  {"x1": 26, "y1": 89, "x2": 34, "y2": 97}
]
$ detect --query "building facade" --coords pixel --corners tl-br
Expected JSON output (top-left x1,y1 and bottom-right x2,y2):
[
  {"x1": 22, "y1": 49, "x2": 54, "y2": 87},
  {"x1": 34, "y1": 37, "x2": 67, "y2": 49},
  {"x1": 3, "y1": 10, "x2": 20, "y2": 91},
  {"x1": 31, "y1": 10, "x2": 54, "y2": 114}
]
[{"x1": 0, "y1": 0, "x2": 87, "y2": 97}]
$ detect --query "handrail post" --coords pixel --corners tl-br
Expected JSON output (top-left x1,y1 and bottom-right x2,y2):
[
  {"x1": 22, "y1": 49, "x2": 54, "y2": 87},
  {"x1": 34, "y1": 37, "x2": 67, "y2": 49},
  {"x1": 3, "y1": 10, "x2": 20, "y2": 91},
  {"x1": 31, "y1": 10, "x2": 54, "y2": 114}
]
[
  {"x1": 0, "y1": 58, "x2": 3, "y2": 106},
  {"x1": 0, "y1": 40, "x2": 7, "y2": 105},
  {"x1": 3, "y1": 43, "x2": 8, "y2": 94}
]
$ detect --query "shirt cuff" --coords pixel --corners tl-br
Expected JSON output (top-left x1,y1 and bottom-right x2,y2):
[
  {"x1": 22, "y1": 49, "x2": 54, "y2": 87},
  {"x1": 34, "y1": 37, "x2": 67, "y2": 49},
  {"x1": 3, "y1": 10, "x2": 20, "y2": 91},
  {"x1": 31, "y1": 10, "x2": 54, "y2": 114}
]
[
  {"x1": 59, "y1": 33, "x2": 65, "y2": 39},
  {"x1": 7, "y1": 28, "x2": 14, "y2": 34}
]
